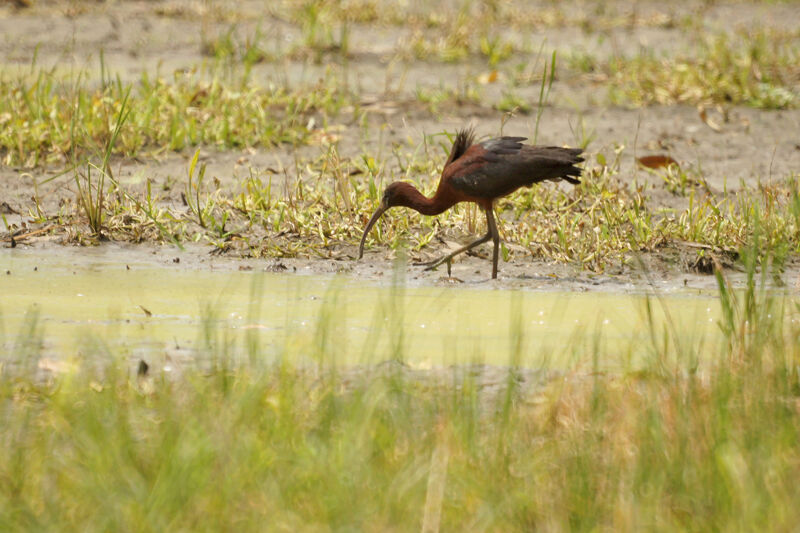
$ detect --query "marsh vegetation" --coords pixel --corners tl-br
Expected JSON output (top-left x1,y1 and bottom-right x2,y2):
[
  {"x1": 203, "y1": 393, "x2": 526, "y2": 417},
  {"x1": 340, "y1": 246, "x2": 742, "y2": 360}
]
[{"x1": 2, "y1": 0, "x2": 800, "y2": 530}]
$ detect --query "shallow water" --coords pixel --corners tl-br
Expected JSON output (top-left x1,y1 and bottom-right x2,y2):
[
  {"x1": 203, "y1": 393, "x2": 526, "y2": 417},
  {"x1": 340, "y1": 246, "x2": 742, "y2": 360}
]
[{"x1": 1, "y1": 247, "x2": 724, "y2": 370}]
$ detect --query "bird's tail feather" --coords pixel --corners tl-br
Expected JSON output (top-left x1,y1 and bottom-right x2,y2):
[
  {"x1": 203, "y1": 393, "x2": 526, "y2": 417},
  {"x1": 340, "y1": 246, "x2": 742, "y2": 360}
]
[{"x1": 556, "y1": 149, "x2": 584, "y2": 184}]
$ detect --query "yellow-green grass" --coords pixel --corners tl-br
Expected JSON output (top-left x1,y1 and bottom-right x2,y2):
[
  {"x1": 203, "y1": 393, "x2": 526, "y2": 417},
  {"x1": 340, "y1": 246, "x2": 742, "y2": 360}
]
[
  {"x1": 2, "y1": 48, "x2": 799, "y2": 268},
  {"x1": 5, "y1": 89, "x2": 800, "y2": 273},
  {"x1": 1, "y1": 262, "x2": 800, "y2": 531},
  {"x1": 22, "y1": 142, "x2": 799, "y2": 274},
  {"x1": 3, "y1": 21, "x2": 798, "y2": 172},
  {"x1": 606, "y1": 28, "x2": 799, "y2": 109},
  {"x1": 0, "y1": 65, "x2": 351, "y2": 167},
  {"x1": 277, "y1": 1, "x2": 798, "y2": 111}
]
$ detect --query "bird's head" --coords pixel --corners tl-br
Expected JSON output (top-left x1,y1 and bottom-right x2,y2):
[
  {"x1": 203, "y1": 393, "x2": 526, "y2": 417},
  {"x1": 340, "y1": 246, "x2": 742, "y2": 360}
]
[{"x1": 358, "y1": 182, "x2": 414, "y2": 259}]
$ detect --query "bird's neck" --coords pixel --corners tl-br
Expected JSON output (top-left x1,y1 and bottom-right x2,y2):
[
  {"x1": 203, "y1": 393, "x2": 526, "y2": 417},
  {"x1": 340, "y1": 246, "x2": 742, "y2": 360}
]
[{"x1": 396, "y1": 184, "x2": 454, "y2": 216}]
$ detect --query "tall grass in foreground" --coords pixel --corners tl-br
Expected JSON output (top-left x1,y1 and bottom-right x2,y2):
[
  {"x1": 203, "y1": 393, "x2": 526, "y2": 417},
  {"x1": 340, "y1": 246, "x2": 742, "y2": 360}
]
[{"x1": 1, "y1": 268, "x2": 800, "y2": 531}]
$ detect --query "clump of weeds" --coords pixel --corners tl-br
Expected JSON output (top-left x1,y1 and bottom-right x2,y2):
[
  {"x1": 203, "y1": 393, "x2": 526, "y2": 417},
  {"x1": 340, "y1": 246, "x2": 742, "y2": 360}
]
[
  {"x1": 0, "y1": 63, "x2": 352, "y2": 167},
  {"x1": 606, "y1": 28, "x2": 799, "y2": 109}
]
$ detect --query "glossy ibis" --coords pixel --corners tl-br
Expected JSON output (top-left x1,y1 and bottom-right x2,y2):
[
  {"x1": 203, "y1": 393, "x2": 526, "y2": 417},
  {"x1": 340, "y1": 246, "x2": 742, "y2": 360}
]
[{"x1": 358, "y1": 128, "x2": 584, "y2": 279}]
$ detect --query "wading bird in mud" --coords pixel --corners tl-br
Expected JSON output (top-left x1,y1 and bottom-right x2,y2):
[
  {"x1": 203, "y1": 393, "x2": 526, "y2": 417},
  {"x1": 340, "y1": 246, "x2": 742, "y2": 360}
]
[{"x1": 358, "y1": 128, "x2": 584, "y2": 279}]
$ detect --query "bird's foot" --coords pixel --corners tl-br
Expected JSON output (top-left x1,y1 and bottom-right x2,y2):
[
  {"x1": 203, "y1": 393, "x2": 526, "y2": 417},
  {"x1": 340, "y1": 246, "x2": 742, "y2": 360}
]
[
  {"x1": 411, "y1": 257, "x2": 440, "y2": 267},
  {"x1": 418, "y1": 256, "x2": 453, "y2": 275}
]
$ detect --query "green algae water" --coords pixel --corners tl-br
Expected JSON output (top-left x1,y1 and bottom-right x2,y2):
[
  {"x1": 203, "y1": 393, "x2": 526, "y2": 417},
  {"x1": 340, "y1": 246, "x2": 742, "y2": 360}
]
[{"x1": 1, "y1": 247, "x2": 725, "y2": 370}]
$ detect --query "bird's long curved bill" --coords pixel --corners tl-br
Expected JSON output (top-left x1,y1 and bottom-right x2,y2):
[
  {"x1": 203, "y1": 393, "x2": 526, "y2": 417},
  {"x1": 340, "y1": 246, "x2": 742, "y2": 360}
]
[{"x1": 358, "y1": 203, "x2": 388, "y2": 259}]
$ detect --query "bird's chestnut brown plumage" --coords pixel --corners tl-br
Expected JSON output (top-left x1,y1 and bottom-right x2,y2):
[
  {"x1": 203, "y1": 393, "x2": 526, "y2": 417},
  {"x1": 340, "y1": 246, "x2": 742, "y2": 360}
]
[{"x1": 358, "y1": 128, "x2": 584, "y2": 279}]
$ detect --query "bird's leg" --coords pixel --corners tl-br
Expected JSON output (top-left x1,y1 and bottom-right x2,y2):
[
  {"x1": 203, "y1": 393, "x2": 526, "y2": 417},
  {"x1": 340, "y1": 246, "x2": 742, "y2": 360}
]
[
  {"x1": 486, "y1": 207, "x2": 500, "y2": 279},
  {"x1": 420, "y1": 232, "x2": 492, "y2": 272},
  {"x1": 421, "y1": 208, "x2": 498, "y2": 275}
]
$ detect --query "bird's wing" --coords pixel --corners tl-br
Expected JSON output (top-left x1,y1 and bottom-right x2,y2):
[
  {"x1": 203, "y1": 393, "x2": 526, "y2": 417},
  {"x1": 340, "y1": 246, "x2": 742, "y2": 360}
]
[
  {"x1": 479, "y1": 137, "x2": 527, "y2": 156},
  {"x1": 448, "y1": 141, "x2": 584, "y2": 199}
]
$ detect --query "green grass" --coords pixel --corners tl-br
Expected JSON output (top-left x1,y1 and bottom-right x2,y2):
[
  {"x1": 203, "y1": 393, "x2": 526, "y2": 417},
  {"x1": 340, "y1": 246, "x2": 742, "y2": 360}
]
[
  {"x1": 277, "y1": 0, "x2": 682, "y2": 35},
  {"x1": 414, "y1": 84, "x2": 482, "y2": 114},
  {"x1": 502, "y1": 167, "x2": 800, "y2": 271},
  {"x1": 2, "y1": 21, "x2": 796, "y2": 172},
  {"x1": 2, "y1": 8, "x2": 799, "y2": 266},
  {"x1": 5, "y1": 118, "x2": 800, "y2": 270},
  {"x1": 0, "y1": 64, "x2": 351, "y2": 167},
  {"x1": 606, "y1": 28, "x2": 800, "y2": 109},
  {"x1": 2, "y1": 256, "x2": 800, "y2": 530},
  {"x1": 201, "y1": 25, "x2": 276, "y2": 65},
  {"x1": 26, "y1": 137, "x2": 795, "y2": 273}
]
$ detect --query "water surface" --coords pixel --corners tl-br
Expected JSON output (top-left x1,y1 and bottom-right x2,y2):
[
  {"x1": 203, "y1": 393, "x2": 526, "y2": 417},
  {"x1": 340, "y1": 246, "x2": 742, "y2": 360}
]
[{"x1": 1, "y1": 247, "x2": 724, "y2": 370}]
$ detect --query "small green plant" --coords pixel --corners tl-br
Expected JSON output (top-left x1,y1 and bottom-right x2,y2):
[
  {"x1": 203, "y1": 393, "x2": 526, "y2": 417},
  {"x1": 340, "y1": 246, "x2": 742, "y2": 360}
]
[
  {"x1": 533, "y1": 50, "x2": 557, "y2": 143},
  {"x1": 660, "y1": 165, "x2": 709, "y2": 197},
  {"x1": 566, "y1": 49, "x2": 598, "y2": 73},
  {"x1": 201, "y1": 26, "x2": 237, "y2": 59},
  {"x1": 414, "y1": 84, "x2": 482, "y2": 114},
  {"x1": 295, "y1": 0, "x2": 350, "y2": 62},
  {"x1": 73, "y1": 88, "x2": 132, "y2": 236},
  {"x1": 185, "y1": 149, "x2": 209, "y2": 229},
  {"x1": 496, "y1": 91, "x2": 532, "y2": 113},
  {"x1": 479, "y1": 35, "x2": 513, "y2": 67}
]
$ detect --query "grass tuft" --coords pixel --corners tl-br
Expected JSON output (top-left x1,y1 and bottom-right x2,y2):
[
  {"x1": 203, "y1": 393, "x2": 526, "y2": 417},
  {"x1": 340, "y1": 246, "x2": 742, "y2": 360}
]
[
  {"x1": 606, "y1": 28, "x2": 800, "y2": 109},
  {"x1": 0, "y1": 65, "x2": 351, "y2": 167}
]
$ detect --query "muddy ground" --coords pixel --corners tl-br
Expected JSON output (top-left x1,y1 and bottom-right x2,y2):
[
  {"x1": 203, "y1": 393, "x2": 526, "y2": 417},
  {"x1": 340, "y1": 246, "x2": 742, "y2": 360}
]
[{"x1": 1, "y1": 0, "x2": 800, "y2": 290}]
